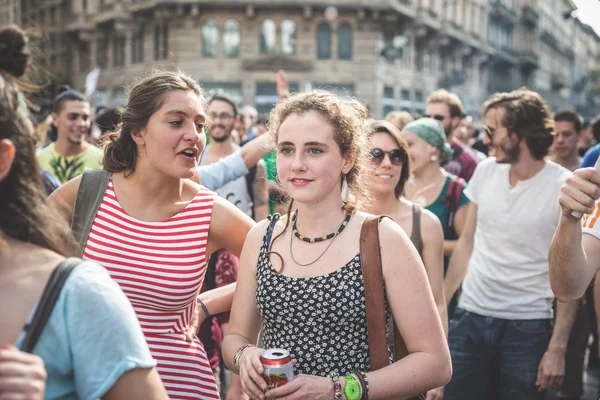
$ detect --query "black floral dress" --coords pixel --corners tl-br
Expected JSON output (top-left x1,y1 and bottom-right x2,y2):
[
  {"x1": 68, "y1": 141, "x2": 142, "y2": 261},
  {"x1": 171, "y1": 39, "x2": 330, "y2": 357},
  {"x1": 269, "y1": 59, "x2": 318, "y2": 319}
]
[{"x1": 256, "y1": 215, "x2": 391, "y2": 376}]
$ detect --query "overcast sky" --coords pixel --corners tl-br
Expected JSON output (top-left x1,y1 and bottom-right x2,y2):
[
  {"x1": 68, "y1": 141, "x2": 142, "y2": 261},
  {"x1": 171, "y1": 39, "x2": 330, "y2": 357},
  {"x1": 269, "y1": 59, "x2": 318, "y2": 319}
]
[{"x1": 572, "y1": 0, "x2": 600, "y2": 35}]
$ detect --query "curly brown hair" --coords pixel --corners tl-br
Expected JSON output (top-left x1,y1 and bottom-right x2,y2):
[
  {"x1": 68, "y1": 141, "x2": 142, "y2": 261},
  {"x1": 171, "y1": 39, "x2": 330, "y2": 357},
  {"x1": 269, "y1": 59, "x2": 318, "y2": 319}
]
[
  {"x1": 266, "y1": 90, "x2": 370, "y2": 261},
  {"x1": 102, "y1": 68, "x2": 205, "y2": 175},
  {"x1": 482, "y1": 88, "x2": 555, "y2": 160}
]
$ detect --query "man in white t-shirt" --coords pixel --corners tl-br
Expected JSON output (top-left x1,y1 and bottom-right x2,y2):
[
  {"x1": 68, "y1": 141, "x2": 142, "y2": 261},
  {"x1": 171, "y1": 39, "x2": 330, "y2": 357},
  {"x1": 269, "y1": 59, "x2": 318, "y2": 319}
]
[{"x1": 443, "y1": 89, "x2": 578, "y2": 400}]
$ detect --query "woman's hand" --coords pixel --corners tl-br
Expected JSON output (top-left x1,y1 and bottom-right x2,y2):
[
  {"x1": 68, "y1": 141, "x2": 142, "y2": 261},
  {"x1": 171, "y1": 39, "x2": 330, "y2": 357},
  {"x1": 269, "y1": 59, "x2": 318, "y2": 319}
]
[
  {"x1": 238, "y1": 347, "x2": 268, "y2": 400},
  {"x1": 264, "y1": 375, "x2": 334, "y2": 400},
  {"x1": 0, "y1": 345, "x2": 46, "y2": 400},
  {"x1": 186, "y1": 300, "x2": 207, "y2": 342}
]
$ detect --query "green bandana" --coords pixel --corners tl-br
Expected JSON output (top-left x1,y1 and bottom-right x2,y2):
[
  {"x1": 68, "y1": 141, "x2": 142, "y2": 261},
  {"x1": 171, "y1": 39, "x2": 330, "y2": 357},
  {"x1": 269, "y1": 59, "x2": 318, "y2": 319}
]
[{"x1": 402, "y1": 118, "x2": 453, "y2": 161}]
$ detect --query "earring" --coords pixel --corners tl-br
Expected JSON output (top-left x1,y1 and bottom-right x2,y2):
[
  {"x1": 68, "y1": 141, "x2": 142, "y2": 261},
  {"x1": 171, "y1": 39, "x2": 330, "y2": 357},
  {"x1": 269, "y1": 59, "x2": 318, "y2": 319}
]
[
  {"x1": 341, "y1": 174, "x2": 349, "y2": 202},
  {"x1": 430, "y1": 155, "x2": 438, "y2": 163}
]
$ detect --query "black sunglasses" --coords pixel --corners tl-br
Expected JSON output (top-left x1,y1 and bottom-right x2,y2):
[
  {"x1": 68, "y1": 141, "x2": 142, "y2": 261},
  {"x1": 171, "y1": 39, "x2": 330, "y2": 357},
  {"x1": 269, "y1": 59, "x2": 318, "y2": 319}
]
[
  {"x1": 370, "y1": 148, "x2": 406, "y2": 166},
  {"x1": 425, "y1": 114, "x2": 446, "y2": 122}
]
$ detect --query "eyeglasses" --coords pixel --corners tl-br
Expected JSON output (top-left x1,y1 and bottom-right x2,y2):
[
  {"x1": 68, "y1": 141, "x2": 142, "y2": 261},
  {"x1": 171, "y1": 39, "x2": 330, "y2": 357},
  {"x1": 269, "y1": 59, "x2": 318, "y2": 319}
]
[
  {"x1": 369, "y1": 148, "x2": 406, "y2": 166},
  {"x1": 209, "y1": 113, "x2": 234, "y2": 121},
  {"x1": 483, "y1": 125, "x2": 506, "y2": 140},
  {"x1": 425, "y1": 114, "x2": 446, "y2": 122}
]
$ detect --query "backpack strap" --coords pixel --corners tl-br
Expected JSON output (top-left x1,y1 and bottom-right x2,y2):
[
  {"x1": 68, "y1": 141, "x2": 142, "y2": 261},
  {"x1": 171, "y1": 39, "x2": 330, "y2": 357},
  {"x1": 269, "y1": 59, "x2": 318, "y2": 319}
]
[
  {"x1": 71, "y1": 169, "x2": 111, "y2": 257},
  {"x1": 21, "y1": 258, "x2": 82, "y2": 353}
]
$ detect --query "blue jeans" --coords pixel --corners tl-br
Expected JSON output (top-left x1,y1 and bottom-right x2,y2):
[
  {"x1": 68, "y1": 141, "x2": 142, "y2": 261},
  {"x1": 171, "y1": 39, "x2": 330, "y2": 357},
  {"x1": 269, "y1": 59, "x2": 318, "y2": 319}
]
[{"x1": 444, "y1": 308, "x2": 552, "y2": 400}]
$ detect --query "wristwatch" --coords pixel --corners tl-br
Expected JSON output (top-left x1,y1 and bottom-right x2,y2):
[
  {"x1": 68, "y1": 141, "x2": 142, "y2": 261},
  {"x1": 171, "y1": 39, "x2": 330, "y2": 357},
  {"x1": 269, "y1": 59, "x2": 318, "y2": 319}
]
[{"x1": 344, "y1": 374, "x2": 362, "y2": 400}]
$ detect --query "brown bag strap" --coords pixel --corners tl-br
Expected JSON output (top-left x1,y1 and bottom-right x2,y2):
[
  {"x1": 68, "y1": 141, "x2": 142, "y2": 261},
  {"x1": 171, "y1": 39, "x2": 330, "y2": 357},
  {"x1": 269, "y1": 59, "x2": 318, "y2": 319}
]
[
  {"x1": 360, "y1": 215, "x2": 425, "y2": 400},
  {"x1": 360, "y1": 215, "x2": 389, "y2": 370}
]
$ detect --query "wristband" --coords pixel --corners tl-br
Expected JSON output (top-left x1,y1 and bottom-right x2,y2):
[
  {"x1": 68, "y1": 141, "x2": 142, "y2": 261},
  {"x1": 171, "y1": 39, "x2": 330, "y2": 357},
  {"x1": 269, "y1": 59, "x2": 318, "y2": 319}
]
[
  {"x1": 327, "y1": 371, "x2": 342, "y2": 399},
  {"x1": 196, "y1": 298, "x2": 210, "y2": 319},
  {"x1": 344, "y1": 374, "x2": 361, "y2": 400},
  {"x1": 354, "y1": 371, "x2": 369, "y2": 400},
  {"x1": 233, "y1": 344, "x2": 255, "y2": 372}
]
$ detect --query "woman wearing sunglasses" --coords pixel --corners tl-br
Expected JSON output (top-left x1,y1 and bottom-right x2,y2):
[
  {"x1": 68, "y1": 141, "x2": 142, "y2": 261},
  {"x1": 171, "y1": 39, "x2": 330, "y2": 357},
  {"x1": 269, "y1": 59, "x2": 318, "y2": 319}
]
[
  {"x1": 365, "y1": 120, "x2": 447, "y2": 333},
  {"x1": 401, "y1": 119, "x2": 470, "y2": 318}
]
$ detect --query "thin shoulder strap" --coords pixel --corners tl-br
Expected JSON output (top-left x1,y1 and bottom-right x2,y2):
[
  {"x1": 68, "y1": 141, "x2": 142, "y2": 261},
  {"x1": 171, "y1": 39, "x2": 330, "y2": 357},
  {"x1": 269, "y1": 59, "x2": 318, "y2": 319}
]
[
  {"x1": 410, "y1": 204, "x2": 423, "y2": 256},
  {"x1": 71, "y1": 169, "x2": 111, "y2": 257},
  {"x1": 264, "y1": 214, "x2": 281, "y2": 248},
  {"x1": 21, "y1": 258, "x2": 82, "y2": 353}
]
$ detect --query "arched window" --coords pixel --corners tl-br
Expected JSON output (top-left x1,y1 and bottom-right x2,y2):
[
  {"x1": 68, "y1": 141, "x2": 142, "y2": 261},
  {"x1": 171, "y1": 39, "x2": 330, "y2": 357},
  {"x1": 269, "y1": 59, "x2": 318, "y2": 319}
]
[
  {"x1": 281, "y1": 19, "x2": 296, "y2": 55},
  {"x1": 317, "y1": 22, "x2": 331, "y2": 59},
  {"x1": 202, "y1": 19, "x2": 219, "y2": 58},
  {"x1": 260, "y1": 19, "x2": 277, "y2": 54},
  {"x1": 223, "y1": 19, "x2": 240, "y2": 57},
  {"x1": 337, "y1": 23, "x2": 352, "y2": 60}
]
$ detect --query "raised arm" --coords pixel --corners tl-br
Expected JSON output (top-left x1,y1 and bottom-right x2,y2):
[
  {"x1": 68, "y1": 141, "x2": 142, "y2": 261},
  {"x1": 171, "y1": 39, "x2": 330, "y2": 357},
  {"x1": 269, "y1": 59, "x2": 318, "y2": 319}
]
[
  {"x1": 197, "y1": 134, "x2": 271, "y2": 191},
  {"x1": 367, "y1": 218, "x2": 452, "y2": 399},
  {"x1": 252, "y1": 160, "x2": 269, "y2": 222},
  {"x1": 420, "y1": 209, "x2": 448, "y2": 335},
  {"x1": 549, "y1": 168, "x2": 600, "y2": 301},
  {"x1": 444, "y1": 203, "x2": 476, "y2": 304}
]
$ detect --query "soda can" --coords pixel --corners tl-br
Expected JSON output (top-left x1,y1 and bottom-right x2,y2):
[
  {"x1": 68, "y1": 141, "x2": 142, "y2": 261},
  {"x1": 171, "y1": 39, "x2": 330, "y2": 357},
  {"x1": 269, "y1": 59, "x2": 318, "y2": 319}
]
[{"x1": 260, "y1": 348, "x2": 294, "y2": 392}]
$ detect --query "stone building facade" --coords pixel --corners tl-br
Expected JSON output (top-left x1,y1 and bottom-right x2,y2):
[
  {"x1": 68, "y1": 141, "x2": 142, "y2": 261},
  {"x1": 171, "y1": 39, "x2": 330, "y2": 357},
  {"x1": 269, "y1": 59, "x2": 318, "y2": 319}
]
[{"x1": 8, "y1": 0, "x2": 600, "y2": 118}]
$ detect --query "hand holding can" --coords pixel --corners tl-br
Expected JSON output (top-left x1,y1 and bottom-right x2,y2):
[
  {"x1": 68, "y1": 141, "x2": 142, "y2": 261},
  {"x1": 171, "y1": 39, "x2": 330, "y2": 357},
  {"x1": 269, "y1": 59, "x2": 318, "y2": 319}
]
[
  {"x1": 238, "y1": 346, "x2": 268, "y2": 400},
  {"x1": 261, "y1": 348, "x2": 295, "y2": 393}
]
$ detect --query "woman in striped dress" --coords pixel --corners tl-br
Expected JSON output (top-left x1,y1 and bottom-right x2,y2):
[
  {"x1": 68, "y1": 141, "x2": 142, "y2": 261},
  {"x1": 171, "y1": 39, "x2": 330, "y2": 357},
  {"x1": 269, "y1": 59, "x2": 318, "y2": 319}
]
[{"x1": 49, "y1": 69, "x2": 254, "y2": 399}]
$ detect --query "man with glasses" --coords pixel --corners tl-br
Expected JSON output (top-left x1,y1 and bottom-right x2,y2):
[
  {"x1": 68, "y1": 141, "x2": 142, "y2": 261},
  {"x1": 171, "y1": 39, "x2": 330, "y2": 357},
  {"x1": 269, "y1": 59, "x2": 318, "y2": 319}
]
[
  {"x1": 426, "y1": 89, "x2": 479, "y2": 181},
  {"x1": 444, "y1": 89, "x2": 578, "y2": 400}
]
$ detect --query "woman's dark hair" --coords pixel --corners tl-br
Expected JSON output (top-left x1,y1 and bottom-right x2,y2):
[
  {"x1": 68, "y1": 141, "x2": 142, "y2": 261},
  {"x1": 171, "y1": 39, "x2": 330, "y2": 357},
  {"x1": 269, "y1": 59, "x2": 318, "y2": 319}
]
[
  {"x1": 367, "y1": 120, "x2": 410, "y2": 199},
  {"x1": 0, "y1": 24, "x2": 75, "y2": 256},
  {"x1": 482, "y1": 88, "x2": 555, "y2": 160},
  {"x1": 102, "y1": 69, "x2": 204, "y2": 174}
]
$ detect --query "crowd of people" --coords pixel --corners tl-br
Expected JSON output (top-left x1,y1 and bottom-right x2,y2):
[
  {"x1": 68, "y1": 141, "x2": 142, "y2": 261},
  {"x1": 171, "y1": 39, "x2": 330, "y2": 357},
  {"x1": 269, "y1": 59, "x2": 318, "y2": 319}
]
[{"x1": 3, "y1": 22, "x2": 600, "y2": 400}]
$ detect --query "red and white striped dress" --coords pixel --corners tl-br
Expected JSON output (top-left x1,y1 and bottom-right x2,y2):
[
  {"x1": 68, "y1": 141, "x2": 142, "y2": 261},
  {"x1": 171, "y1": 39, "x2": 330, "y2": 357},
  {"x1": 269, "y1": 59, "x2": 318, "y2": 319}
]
[{"x1": 83, "y1": 179, "x2": 220, "y2": 399}]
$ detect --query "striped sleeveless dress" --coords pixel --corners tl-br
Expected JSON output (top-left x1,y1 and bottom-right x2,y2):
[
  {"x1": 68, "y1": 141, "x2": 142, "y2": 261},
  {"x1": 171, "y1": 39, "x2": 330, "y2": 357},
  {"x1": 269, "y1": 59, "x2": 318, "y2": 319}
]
[{"x1": 83, "y1": 179, "x2": 220, "y2": 399}]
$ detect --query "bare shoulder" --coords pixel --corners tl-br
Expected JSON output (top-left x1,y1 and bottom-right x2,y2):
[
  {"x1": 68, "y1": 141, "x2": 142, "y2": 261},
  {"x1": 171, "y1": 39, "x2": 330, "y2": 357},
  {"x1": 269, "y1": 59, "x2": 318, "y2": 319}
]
[
  {"x1": 47, "y1": 175, "x2": 82, "y2": 221},
  {"x1": 246, "y1": 218, "x2": 273, "y2": 246},
  {"x1": 420, "y1": 209, "x2": 443, "y2": 231},
  {"x1": 378, "y1": 214, "x2": 409, "y2": 240}
]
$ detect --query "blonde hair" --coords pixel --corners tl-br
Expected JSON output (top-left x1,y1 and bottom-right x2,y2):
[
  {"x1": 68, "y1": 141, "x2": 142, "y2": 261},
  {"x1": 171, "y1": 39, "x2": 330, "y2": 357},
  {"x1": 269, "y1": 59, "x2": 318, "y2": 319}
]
[
  {"x1": 385, "y1": 110, "x2": 414, "y2": 131},
  {"x1": 426, "y1": 89, "x2": 466, "y2": 118}
]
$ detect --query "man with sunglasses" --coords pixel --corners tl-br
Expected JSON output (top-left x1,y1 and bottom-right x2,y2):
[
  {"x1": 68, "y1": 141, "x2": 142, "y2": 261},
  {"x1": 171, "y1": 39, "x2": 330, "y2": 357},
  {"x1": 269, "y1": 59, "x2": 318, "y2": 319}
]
[
  {"x1": 444, "y1": 89, "x2": 578, "y2": 400},
  {"x1": 426, "y1": 89, "x2": 479, "y2": 182}
]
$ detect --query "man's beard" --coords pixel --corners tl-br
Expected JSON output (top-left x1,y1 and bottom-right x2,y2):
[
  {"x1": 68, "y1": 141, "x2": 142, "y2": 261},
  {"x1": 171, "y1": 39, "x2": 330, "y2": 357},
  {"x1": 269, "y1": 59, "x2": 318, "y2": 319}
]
[
  {"x1": 495, "y1": 139, "x2": 520, "y2": 164},
  {"x1": 209, "y1": 125, "x2": 231, "y2": 143}
]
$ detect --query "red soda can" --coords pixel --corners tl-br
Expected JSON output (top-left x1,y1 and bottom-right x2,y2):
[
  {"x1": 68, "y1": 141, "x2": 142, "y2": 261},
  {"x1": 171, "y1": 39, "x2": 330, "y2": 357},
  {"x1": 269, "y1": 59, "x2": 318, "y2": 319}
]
[{"x1": 260, "y1": 348, "x2": 294, "y2": 391}]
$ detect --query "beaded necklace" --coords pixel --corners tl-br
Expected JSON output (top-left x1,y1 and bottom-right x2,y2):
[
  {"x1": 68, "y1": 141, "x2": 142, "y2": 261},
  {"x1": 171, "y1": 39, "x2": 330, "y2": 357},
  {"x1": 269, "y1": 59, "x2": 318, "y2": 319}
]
[{"x1": 291, "y1": 211, "x2": 351, "y2": 243}]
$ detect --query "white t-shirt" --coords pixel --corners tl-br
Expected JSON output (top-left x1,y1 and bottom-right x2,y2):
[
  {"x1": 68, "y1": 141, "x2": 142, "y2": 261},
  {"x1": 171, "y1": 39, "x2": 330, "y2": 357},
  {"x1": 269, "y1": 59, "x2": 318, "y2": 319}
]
[{"x1": 459, "y1": 157, "x2": 571, "y2": 320}]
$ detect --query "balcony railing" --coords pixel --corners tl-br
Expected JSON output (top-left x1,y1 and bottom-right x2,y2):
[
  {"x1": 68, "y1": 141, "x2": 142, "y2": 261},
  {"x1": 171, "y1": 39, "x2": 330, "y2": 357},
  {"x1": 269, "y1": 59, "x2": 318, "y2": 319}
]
[
  {"x1": 551, "y1": 72, "x2": 567, "y2": 89},
  {"x1": 518, "y1": 51, "x2": 539, "y2": 70},
  {"x1": 540, "y1": 29, "x2": 558, "y2": 49},
  {"x1": 490, "y1": 0, "x2": 519, "y2": 25},
  {"x1": 521, "y1": 5, "x2": 539, "y2": 28}
]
